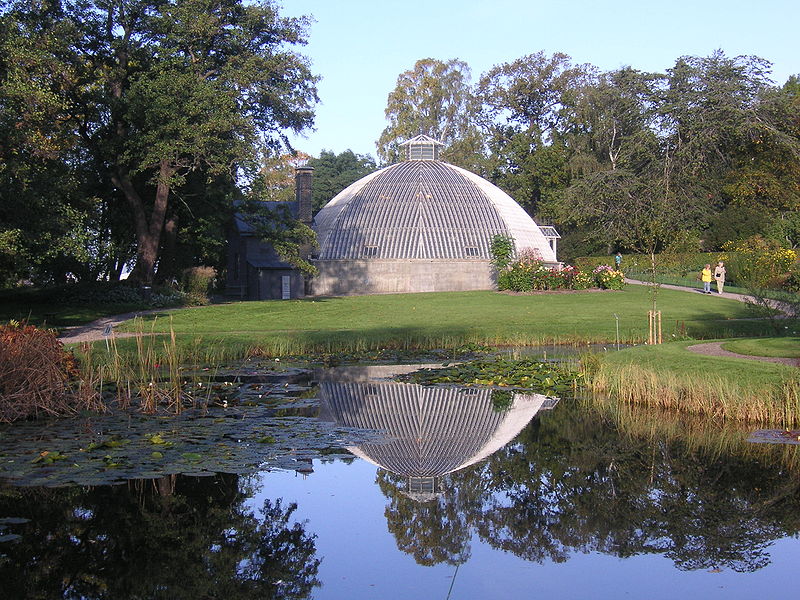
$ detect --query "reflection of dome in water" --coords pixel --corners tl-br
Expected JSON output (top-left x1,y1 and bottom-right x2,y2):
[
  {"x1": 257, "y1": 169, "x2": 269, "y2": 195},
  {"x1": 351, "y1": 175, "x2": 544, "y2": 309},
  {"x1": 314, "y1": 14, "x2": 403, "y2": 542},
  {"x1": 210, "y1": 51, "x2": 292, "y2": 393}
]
[
  {"x1": 311, "y1": 135, "x2": 559, "y2": 295},
  {"x1": 318, "y1": 375, "x2": 556, "y2": 500}
]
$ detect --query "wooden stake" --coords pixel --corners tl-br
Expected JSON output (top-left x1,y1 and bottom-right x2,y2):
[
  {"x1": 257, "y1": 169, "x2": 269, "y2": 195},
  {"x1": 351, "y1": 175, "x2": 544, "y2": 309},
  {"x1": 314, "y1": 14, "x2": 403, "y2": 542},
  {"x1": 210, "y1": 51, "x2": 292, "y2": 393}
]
[
  {"x1": 647, "y1": 310, "x2": 662, "y2": 344},
  {"x1": 657, "y1": 310, "x2": 662, "y2": 344}
]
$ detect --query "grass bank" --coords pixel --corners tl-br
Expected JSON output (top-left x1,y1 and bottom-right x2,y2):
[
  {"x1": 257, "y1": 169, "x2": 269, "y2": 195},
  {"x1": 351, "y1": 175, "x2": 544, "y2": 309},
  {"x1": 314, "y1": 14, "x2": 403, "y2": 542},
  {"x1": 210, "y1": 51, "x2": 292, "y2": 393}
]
[
  {"x1": 588, "y1": 342, "x2": 800, "y2": 426},
  {"x1": 110, "y1": 286, "x2": 763, "y2": 356},
  {"x1": 722, "y1": 337, "x2": 800, "y2": 358}
]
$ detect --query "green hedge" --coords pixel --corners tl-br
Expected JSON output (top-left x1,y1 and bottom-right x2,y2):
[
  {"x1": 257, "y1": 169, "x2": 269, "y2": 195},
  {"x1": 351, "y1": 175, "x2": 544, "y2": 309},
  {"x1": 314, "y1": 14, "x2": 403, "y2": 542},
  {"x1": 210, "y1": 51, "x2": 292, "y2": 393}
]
[{"x1": 574, "y1": 253, "x2": 726, "y2": 276}]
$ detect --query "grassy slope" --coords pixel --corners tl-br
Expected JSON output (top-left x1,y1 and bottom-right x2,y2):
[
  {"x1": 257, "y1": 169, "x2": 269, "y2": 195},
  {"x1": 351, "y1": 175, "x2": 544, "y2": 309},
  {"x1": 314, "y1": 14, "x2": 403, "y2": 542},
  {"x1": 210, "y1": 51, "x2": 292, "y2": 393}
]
[
  {"x1": 722, "y1": 337, "x2": 800, "y2": 358},
  {"x1": 118, "y1": 286, "x2": 760, "y2": 348},
  {"x1": 592, "y1": 340, "x2": 799, "y2": 425},
  {"x1": 598, "y1": 341, "x2": 796, "y2": 389}
]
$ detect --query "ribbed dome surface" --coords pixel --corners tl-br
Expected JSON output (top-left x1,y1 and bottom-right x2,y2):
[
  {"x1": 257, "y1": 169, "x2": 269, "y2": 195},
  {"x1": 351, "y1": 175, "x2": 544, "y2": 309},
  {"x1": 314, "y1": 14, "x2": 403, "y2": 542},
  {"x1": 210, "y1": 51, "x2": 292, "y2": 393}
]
[
  {"x1": 319, "y1": 380, "x2": 549, "y2": 478},
  {"x1": 314, "y1": 160, "x2": 557, "y2": 262}
]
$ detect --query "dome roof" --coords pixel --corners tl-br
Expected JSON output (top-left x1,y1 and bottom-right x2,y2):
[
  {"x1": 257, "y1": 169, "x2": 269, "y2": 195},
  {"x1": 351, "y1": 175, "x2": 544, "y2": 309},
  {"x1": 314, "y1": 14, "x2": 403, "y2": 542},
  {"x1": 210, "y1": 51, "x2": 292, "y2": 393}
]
[
  {"x1": 314, "y1": 158, "x2": 557, "y2": 262},
  {"x1": 318, "y1": 379, "x2": 552, "y2": 478}
]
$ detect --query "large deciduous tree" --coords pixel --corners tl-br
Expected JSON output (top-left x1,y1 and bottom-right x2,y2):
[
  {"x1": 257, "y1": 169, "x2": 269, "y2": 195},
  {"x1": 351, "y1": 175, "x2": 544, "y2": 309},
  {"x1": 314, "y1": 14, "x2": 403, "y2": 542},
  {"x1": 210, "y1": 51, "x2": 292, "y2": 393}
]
[
  {"x1": 476, "y1": 51, "x2": 596, "y2": 215},
  {"x1": 553, "y1": 52, "x2": 799, "y2": 256},
  {"x1": 1, "y1": 0, "x2": 319, "y2": 284},
  {"x1": 658, "y1": 52, "x2": 779, "y2": 212},
  {"x1": 377, "y1": 58, "x2": 483, "y2": 170},
  {"x1": 0, "y1": 4, "x2": 96, "y2": 285}
]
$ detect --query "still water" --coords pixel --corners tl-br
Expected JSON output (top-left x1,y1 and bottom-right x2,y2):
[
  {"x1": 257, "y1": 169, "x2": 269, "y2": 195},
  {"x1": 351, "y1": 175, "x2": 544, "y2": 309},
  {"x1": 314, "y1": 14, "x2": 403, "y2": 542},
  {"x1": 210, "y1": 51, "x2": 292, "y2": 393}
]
[{"x1": 2, "y1": 364, "x2": 800, "y2": 599}]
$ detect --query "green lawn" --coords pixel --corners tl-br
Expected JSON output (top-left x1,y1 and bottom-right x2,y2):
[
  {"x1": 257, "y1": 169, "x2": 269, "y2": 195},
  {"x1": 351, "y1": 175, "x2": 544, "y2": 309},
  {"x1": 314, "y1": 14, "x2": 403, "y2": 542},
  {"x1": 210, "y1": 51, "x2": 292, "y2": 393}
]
[
  {"x1": 0, "y1": 286, "x2": 145, "y2": 327},
  {"x1": 114, "y1": 285, "x2": 764, "y2": 353},
  {"x1": 722, "y1": 337, "x2": 800, "y2": 358}
]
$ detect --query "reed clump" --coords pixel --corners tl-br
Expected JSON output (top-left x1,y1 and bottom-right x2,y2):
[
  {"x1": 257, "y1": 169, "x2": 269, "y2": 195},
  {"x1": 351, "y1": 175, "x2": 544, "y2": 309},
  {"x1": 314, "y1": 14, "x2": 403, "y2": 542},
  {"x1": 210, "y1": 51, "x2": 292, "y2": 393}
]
[
  {"x1": 0, "y1": 322, "x2": 102, "y2": 422},
  {"x1": 589, "y1": 362, "x2": 800, "y2": 427},
  {"x1": 81, "y1": 317, "x2": 220, "y2": 414}
]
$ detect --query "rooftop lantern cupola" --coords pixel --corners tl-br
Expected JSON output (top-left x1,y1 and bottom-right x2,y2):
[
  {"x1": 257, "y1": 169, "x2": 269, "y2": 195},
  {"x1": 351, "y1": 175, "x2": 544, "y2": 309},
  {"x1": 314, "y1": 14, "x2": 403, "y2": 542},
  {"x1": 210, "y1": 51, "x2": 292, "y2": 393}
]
[{"x1": 400, "y1": 134, "x2": 444, "y2": 161}]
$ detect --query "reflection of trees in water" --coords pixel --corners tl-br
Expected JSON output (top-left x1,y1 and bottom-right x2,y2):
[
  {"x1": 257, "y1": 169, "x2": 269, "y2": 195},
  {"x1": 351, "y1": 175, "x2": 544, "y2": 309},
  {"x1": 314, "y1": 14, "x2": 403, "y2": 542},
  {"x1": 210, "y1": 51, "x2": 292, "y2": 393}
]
[
  {"x1": 0, "y1": 474, "x2": 320, "y2": 599},
  {"x1": 377, "y1": 470, "x2": 477, "y2": 566},
  {"x1": 380, "y1": 399, "x2": 800, "y2": 572}
]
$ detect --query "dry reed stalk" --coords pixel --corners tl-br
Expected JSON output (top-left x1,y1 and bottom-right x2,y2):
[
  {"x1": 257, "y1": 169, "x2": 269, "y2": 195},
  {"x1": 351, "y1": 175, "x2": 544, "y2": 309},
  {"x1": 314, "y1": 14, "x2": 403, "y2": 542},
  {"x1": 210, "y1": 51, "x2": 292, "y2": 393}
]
[
  {"x1": 162, "y1": 319, "x2": 183, "y2": 413},
  {"x1": 0, "y1": 324, "x2": 102, "y2": 421}
]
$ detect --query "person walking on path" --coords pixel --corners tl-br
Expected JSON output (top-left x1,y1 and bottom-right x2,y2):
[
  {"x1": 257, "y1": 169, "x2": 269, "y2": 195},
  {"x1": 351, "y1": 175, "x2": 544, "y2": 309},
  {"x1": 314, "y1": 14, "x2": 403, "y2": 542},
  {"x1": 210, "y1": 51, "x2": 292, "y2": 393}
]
[
  {"x1": 614, "y1": 252, "x2": 622, "y2": 269},
  {"x1": 701, "y1": 264, "x2": 713, "y2": 294},
  {"x1": 713, "y1": 261, "x2": 727, "y2": 294}
]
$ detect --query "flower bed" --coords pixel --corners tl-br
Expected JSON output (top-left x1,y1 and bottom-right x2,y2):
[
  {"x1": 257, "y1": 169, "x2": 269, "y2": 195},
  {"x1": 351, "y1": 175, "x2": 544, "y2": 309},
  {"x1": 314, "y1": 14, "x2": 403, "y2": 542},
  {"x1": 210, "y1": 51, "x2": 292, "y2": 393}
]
[{"x1": 497, "y1": 257, "x2": 624, "y2": 292}]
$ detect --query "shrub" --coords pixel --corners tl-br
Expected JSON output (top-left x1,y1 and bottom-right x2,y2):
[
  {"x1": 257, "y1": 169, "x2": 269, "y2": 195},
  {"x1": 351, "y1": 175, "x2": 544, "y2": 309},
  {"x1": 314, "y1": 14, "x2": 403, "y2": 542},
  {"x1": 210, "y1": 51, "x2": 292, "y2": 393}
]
[
  {"x1": 498, "y1": 268, "x2": 533, "y2": 292},
  {"x1": 490, "y1": 234, "x2": 515, "y2": 271},
  {"x1": 573, "y1": 270, "x2": 595, "y2": 290},
  {"x1": 722, "y1": 236, "x2": 797, "y2": 289},
  {"x1": 496, "y1": 256, "x2": 609, "y2": 292},
  {"x1": 575, "y1": 253, "x2": 723, "y2": 277},
  {"x1": 593, "y1": 265, "x2": 625, "y2": 290},
  {"x1": 56, "y1": 282, "x2": 187, "y2": 308},
  {"x1": 181, "y1": 266, "x2": 217, "y2": 296},
  {"x1": 0, "y1": 323, "x2": 100, "y2": 422},
  {"x1": 784, "y1": 261, "x2": 800, "y2": 294}
]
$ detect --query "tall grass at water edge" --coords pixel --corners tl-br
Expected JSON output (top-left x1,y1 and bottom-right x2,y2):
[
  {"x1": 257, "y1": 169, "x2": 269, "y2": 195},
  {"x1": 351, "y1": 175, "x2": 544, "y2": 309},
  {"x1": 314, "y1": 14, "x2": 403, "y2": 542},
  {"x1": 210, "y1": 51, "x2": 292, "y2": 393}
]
[
  {"x1": 79, "y1": 318, "x2": 239, "y2": 414},
  {"x1": 587, "y1": 359, "x2": 800, "y2": 427}
]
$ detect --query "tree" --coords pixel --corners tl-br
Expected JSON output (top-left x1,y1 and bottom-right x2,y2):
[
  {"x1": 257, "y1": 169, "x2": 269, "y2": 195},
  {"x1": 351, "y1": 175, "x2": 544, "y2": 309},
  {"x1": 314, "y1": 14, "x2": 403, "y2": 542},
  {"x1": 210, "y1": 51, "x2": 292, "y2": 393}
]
[
  {"x1": 562, "y1": 67, "x2": 663, "y2": 176},
  {"x1": 720, "y1": 74, "x2": 800, "y2": 239},
  {"x1": 0, "y1": 7, "x2": 97, "y2": 285},
  {"x1": 476, "y1": 51, "x2": 595, "y2": 215},
  {"x1": 657, "y1": 51, "x2": 783, "y2": 229},
  {"x1": 257, "y1": 151, "x2": 313, "y2": 204},
  {"x1": 307, "y1": 149, "x2": 376, "y2": 213},
  {"x1": 1, "y1": 0, "x2": 319, "y2": 285},
  {"x1": 377, "y1": 58, "x2": 484, "y2": 170}
]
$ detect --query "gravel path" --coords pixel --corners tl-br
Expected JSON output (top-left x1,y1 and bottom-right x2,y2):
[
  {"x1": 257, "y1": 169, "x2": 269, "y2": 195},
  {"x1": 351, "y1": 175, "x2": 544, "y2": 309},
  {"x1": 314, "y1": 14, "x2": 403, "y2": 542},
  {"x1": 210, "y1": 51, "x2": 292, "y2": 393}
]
[
  {"x1": 627, "y1": 278, "x2": 797, "y2": 366},
  {"x1": 57, "y1": 309, "x2": 170, "y2": 344},
  {"x1": 685, "y1": 341, "x2": 799, "y2": 367}
]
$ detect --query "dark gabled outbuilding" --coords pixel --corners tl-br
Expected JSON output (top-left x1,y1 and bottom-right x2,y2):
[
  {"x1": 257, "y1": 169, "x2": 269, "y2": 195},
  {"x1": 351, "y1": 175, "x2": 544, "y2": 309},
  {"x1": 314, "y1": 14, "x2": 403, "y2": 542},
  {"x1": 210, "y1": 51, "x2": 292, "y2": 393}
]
[{"x1": 225, "y1": 167, "x2": 313, "y2": 300}]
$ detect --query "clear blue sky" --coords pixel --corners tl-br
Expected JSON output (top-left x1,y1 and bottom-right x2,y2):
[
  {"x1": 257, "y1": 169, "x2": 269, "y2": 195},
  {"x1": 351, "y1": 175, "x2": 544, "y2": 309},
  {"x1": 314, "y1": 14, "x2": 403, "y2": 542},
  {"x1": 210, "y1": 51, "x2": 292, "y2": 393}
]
[{"x1": 283, "y1": 0, "x2": 799, "y2": 159}]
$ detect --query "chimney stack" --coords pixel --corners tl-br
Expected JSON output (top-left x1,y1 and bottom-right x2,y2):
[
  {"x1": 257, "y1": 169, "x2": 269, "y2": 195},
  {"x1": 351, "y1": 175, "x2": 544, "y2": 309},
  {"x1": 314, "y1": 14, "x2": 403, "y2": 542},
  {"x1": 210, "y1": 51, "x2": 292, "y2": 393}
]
[{"x1": 295, "y1": 166, "x2": 314, "y2": 224}]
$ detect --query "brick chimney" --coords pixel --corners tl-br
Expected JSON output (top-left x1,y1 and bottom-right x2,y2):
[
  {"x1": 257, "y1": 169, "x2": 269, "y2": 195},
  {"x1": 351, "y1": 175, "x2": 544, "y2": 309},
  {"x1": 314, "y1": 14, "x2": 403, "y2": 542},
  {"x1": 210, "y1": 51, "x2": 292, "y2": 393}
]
[{"x1": 295, "y1": 166, "x2": 314, "y2": 224}]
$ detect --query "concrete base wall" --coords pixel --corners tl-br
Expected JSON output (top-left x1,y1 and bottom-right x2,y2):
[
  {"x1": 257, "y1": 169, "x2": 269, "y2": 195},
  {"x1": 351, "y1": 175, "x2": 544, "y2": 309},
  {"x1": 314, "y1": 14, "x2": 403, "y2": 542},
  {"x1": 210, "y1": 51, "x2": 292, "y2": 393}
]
[{"x1": 310, "y1": 259, "x2": 496, "y2": 296}]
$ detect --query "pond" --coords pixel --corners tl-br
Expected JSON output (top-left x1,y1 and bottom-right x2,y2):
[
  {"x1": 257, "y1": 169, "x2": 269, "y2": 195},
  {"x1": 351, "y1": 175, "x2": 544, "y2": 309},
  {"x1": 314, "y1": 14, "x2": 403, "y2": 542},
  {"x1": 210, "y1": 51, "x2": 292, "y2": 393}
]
[{"x1": 2, "y1": 363, "x2": 800, "y2": 599}]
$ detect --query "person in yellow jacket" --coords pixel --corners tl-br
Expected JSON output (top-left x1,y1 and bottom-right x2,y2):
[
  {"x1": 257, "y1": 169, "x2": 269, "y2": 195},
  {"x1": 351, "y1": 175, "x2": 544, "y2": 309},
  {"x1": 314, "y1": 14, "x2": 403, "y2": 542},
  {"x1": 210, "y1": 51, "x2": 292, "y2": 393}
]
[{"x1": 700, "y1": 264, "x2": 713, "y2": 294}]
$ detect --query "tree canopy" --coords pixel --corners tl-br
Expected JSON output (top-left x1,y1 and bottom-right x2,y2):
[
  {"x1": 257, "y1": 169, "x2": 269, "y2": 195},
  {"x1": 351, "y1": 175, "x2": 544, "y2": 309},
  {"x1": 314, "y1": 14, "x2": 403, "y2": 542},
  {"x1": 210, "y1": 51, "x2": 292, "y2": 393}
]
[
  {"x1": 3, "y1": 30, "x2": 799, "y2": 288},
  {"x1": 307, "y1": 149, "x2": 376, "y2": 213},
  {"x1": 377, "y1": 50, "x2": 800, "y2": 260},
  {"x1": 377, "y1": 58, "x2": 484, "y2": 171},
  {"x1": 0, "y1": 0, "x2": 318, "y2": 285}
]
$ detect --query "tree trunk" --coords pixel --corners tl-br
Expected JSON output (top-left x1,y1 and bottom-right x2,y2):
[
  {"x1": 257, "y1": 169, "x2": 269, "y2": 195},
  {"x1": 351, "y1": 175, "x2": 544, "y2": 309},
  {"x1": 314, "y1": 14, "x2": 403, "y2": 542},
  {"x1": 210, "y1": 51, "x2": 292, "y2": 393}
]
[
  {"x1": 156, "y1": 214, "x2": 178, "y2": 284},
  {"x1": 113, "y1": 160, "x2": 173, "y2": 285}
]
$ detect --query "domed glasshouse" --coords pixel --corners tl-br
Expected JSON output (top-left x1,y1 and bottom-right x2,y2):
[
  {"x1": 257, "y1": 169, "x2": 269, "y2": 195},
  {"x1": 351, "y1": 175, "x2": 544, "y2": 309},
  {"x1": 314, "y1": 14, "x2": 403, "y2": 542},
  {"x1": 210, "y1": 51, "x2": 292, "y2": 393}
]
[
  {"x1": 226, "y1": 135, "x2": 559, "y2": 299},
  {"x1": 311, "y1": 135, "x2": 559, "y2": 296}
]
